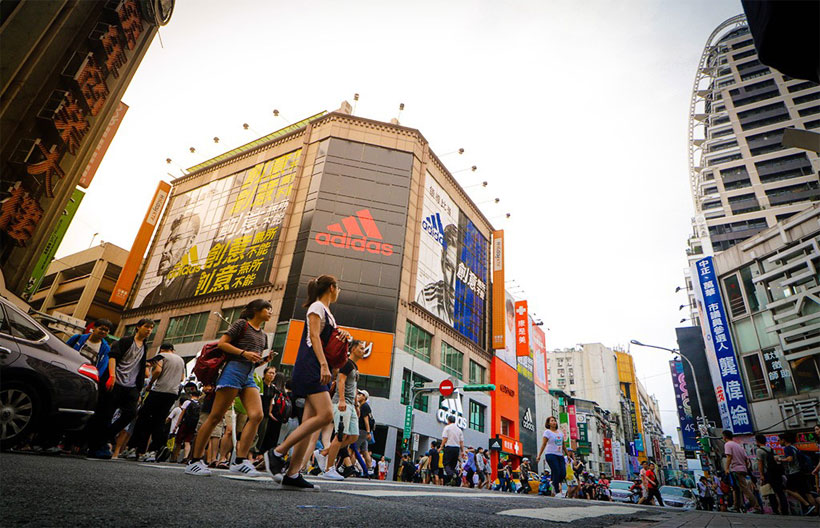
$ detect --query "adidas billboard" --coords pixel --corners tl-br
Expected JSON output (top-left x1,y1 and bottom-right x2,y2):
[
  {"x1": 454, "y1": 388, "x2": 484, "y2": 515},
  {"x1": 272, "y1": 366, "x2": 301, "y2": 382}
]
[{"x1": 315, "y1": 208, "x2": 395, "y2": 256}]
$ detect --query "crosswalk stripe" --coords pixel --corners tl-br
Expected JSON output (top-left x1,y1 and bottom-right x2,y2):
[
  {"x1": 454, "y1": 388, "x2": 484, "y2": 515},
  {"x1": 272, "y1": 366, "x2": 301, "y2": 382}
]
[
  {"x1": 331, "y1": 490, "x2": 504, "y2": 498},
  {"x1": 497, "y1": 505, "x2": 641, "y2": 522}
]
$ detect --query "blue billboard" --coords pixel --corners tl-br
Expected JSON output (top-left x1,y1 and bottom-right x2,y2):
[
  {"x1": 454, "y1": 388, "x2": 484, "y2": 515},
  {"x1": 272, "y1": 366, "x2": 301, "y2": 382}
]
[
  {"x1": 693, "y1": 256, "x2": 754, "y2": 434},
  {"x1": 670, "y1": 359, "x2": 700, "y2": 451}
]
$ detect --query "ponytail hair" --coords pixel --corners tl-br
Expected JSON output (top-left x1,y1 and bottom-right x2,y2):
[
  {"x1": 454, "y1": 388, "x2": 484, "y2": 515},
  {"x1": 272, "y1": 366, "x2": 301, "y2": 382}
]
[
  {"x1": 303, "y1": 274, "x2": 337, "y2": 307},
  {"x1": 239, "y1": 299, "x2": 272, "y2": 321}
]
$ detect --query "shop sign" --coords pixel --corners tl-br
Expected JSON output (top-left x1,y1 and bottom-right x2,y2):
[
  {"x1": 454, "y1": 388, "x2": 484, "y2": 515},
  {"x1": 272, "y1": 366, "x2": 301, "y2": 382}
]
[{"x1": 779, "y1": 397, "x2": 820, "y2": 428}]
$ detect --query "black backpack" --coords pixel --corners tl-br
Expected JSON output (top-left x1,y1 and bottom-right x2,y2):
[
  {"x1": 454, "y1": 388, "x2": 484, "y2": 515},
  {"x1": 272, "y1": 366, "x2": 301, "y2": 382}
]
[
  {"x1": 269, "y1": 388, "x2": 292, "y2": 423},
  {"x1": 182, "y1": 399, "x2": 201, "y2": 429},
  {"x1": 760, "y1": 446, "x2": 784, "y2": 478}
]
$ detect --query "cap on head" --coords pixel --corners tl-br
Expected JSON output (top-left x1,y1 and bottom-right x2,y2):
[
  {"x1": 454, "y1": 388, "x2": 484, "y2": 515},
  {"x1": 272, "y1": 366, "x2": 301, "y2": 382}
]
[{"x1": 358, "y1": 389, "x2": 369, "y2": 400}]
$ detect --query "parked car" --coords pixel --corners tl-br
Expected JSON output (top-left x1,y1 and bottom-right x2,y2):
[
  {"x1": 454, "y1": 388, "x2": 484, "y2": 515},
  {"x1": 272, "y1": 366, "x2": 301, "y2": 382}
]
[
  {"x1": 610, "y1": 479, "x2": 639, "y2": 503},
  {"x1": 659, "y1": 485, "x2": 697, "y2": 510},
  {"x1": 0, "y1": 297, "x2": 98, "y2": 447}
]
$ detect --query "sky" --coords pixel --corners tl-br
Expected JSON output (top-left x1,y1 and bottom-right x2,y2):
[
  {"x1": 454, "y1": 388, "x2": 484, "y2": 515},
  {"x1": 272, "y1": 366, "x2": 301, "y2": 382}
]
[{"x1": 57, "y1": 0, "x2": 745, "y2": 441}]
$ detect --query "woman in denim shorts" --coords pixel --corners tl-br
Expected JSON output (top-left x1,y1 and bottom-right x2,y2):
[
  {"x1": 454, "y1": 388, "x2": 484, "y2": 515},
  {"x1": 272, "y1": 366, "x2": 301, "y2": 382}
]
[{"x1": 185, "y1": 299, "x2": 272, "y2": 477}]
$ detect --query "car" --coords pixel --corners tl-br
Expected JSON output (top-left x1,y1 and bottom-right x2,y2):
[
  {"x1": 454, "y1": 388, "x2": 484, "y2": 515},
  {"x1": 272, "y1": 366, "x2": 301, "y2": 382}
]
[
  {"x1": 609, "y1": 479, "x2": 639, "y2": 503},
  {"x1": 659, "y1": 485, "x2": 697, "y2": 510},
  {"x1": 0, "y1": 297, "x2": 98, "y2": 447}
]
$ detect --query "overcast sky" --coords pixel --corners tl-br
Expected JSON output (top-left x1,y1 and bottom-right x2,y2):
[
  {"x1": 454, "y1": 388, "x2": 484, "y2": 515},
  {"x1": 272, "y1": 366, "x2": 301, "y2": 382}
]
[{"x1": 57, "y1": 0, "x2": 745, "y2": 441}]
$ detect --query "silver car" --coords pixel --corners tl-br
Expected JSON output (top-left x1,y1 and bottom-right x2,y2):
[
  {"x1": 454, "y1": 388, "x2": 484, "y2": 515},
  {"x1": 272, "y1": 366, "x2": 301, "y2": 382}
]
[
  {"x1": 610, "y1": 480, "x2": 639, "y2": 503},
  {"x1": 660, "y1": 485, "x2": 697, "y2": 510}
]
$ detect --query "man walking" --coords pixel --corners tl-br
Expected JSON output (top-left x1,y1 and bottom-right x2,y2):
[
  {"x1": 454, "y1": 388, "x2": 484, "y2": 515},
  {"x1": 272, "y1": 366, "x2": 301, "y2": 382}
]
[
  {"x1": 441, "y1": 415, "x2": 463, "y2": 485},
  {"x1": 130, "y1": 343, "x2": 186, "y2": 461},
  {"x1": 87, "y1": 319, "x2": 154, "y2": 458},
  {"x1": 754, "y1": 434, "x2": 788, "y2": 515},
  {"x1": 67, "y1": 319, "x2": 113, "y2": 380},
  {"x1": 355, "y1": 389, "x2": 374, "y2": 476},
  {"x1": 723, "y1": 430, "x2": 761, "y2": 513}
]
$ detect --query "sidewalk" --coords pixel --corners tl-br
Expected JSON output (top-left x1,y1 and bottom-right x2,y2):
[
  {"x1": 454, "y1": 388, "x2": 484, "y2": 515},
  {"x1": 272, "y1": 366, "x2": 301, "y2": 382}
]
[{"x1": 651, "y1": 510, "x2": 817, "y2": 528}]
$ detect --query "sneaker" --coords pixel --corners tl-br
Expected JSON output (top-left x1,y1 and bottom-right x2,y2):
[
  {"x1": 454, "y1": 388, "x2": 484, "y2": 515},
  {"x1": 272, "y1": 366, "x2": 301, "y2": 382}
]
[
  {"x1": 281, "y1": 473, "x2": 318, "y2": 491},
  {"x1": 139, "y1": 451, "x2": 157, "y2": 463},
  {"x1": 313, "y1": 449, "x2": 328, "y2": 472},
  {"x1": 805, "y1": 505, "x2": 816, "y2": 516},
  {"x1": 123, "y1": 448, "x2": 138, "y2": 460},
  {"x1": 264, "y1": 448, "x2": 286, "y2": 483},
  {"x1": 87, "y1": 448, "x2": 112, "y2": 460},
  {"x1": 156, "y1": 447, "x2": 170, "y2": 463},
  {"x1": 185, "y1": 460, "x2": 212, "y2": 476},
  {"x1": 230, "y1": 459, "x2": 265, "y2": 477},
  {"x1": 320, "y1": 467, "x2": 344, "y2": 481},
  {"x1": 341, "y1": 465, "x2": 357, "y2": 478}
]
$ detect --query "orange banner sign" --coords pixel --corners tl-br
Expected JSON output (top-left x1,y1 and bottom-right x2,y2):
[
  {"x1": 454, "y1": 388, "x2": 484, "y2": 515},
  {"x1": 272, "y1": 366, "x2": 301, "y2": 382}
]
[
  {"x1": 282, "y1": 320, "x2": 394, "y2": 377},
  {"x1": 109, "y1": 181, "x2": 171, "y2": 305},
  {"x1": 79, "y1": 101, "x2": 128, "y2": 188},
  {"x1": 492, "y1": 230, "x2": 505, "y2": 349},
  {"x1": 514, "y1": 300, "x2": 529, "y2": 356}
]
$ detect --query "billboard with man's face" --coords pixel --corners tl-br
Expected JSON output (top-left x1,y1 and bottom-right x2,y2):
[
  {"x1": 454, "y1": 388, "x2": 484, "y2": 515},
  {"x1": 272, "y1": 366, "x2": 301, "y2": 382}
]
[
  {"x1": 133, "y1": 149, "x2": 300, "y2": 308},
  {"x1": 416, "y1": 173, "x2": 488, "y2": 347}
]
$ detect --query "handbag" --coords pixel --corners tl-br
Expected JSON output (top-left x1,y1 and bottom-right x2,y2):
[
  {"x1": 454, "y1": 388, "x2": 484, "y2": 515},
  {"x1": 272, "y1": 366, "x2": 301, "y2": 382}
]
[
  {"x1": 759, "y1": 483, "x2": 773, "y2": 496},
  {"x1": 193, "y1": 321, "x2": 249, "y2": 387},
  {"x1": 318, "y1": 306, "x2": 349, "y2": 369}
]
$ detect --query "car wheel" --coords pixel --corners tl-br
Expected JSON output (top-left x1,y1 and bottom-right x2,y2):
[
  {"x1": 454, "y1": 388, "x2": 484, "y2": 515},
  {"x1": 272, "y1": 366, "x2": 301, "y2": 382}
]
[{"x1": 0, "y1": 381, "x2": 40, "y2": 447}]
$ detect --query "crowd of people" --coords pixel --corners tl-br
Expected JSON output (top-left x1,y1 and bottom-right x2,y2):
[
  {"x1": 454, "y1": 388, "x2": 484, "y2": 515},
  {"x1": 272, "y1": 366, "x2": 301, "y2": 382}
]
[{"x1": 14, "y1": 272, "x2": 820, "y2": 508}]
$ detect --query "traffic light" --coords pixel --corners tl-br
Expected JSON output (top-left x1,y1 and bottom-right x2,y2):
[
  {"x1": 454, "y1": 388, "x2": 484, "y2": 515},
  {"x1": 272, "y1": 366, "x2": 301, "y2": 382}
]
[{"x1": 463, "y1": 384, "x2": 495, "y2": 392}]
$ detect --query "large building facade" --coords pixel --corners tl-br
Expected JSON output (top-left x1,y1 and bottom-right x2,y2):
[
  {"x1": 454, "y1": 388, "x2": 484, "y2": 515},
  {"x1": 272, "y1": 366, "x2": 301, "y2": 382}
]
[
  {"x1": 118, "y1": 106, "x2": 496, "y2": 475},
  {"x1": 0, "y1": 0, "x2": 173, "y2": 297}
]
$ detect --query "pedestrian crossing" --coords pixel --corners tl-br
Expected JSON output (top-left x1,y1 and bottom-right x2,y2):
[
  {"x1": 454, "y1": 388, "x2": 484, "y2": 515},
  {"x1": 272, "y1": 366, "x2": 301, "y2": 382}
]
[{"x1": 497, "y1": 505, "x2": 641, "y2": 523}]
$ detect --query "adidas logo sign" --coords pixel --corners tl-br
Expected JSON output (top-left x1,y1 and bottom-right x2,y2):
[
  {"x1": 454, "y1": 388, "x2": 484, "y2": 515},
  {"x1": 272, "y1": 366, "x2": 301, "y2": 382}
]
[
  {"x1": 315, "y1": 209, "x2": 395, "y2": 256},
  {"x1": 421, "y1": 212, "x2": 446, "y2": 246},
  {"x1": 523, "y1": 407, "x2": 535, "y2": 431}
]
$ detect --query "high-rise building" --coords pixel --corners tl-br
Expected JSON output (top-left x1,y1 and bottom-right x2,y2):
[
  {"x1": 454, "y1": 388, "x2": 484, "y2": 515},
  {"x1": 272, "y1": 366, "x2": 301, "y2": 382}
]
[{"x1": 683, "y1": 14, "x2": 820, "y2": 325}]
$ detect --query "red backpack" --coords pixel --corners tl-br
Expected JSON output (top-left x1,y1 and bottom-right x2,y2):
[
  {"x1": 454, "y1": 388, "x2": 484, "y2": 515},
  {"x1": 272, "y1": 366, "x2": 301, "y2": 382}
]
[
  {"x1": 193, "y1": 321, "x2": 249, "y2": 387},
  {"x1": 322, "y1": 327, "x2": 350, "y2": 370}
]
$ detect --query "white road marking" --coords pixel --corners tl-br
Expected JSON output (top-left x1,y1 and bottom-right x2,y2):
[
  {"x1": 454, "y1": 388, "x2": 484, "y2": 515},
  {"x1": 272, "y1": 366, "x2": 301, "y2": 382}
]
[
  {"x1": 331, "y1": 490, "x2": 504, "y2": 498},
  {"x1": 497, "y1": 505, "x2": 641, "y2": 522},
  {"x1": 304, "y1": 478, "x2": 440, "y2": 490},
  {"x1": 222, "y1": 474, "x2": 271, "y2": 481}
]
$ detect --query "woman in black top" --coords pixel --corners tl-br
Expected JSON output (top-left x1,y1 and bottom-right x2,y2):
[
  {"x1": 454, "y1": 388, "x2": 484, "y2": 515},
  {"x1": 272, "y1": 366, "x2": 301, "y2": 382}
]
[{"x1": 186, "y1": 299, "x2": 272, "y2": 477}]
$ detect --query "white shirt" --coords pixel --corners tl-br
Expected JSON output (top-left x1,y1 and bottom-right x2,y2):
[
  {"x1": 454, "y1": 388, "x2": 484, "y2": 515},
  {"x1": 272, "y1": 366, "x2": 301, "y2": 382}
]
[
  {"x1": 168, "y1": 401, "x2": 189, "y2": 433},
  {"x1": 543, "y1": 428, "x2": 564, "y2": 456},
  {"x1": 379, "y1": 460, "x2": 388, "y2": 473},
  {"x1": 305, "y1": 301, "x2": 336, "y2": 348},
  {"x1": 442, "y1": 423, "x2": 464, "y2": 447}
]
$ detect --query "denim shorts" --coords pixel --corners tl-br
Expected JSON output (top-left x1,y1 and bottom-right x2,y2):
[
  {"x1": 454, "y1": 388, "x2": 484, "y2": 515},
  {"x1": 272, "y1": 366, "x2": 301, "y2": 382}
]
[{"x1": 216, "y1": 360, "x2": 257, "y2": 391}]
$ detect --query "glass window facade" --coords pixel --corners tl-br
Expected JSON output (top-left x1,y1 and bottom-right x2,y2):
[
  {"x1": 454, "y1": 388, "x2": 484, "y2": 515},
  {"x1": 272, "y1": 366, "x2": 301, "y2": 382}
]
[
  {"x1": 468, "y1": 360, "x2": 486, "y2": 384},
  {"x1": 404, "y1": 321, "x2": 431, "y2": 362},
  {"x1": 441, "y1": 342, "x2": 463, "y2": 379},
  {"x1": 164, "y1": 312, "x2": 209, "y2": 345},
  {"x1": 400, "y1": 369, "x2": 430, "y2": 412},
  {"x1": 469, "y1": 400, "x2": 486, "y2": 432}
]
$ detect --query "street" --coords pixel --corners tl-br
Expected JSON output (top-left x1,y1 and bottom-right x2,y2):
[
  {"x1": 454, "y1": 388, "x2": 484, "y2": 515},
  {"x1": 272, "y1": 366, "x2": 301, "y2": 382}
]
[{"x1": 1, "y1": 454, "x2": 813, "y2": 528}]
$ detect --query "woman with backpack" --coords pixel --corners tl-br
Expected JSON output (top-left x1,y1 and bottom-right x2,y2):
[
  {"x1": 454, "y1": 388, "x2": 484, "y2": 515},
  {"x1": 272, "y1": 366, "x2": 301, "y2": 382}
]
[
  {"x1": 264, "y1": 275, "x2": 350, "y2": 490},
  {"x1": 185, "y1": 299, "x2": 272, "y2": 477},
  {"x1": 778, "y1": 431, "x2": 819, "y2": 515},
  {"x1": 755, "y1": 433, "x2": 788, "y2": 515},
  {"x1": 257, "y1": 371, "x2": 288, "y2": 455}
]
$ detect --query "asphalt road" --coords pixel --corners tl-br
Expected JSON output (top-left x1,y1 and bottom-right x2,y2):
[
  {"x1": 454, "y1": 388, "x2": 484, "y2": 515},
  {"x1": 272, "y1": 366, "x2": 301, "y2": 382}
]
[{"x1": 0, "y1": 453, "x2": 812, "y2": 527}]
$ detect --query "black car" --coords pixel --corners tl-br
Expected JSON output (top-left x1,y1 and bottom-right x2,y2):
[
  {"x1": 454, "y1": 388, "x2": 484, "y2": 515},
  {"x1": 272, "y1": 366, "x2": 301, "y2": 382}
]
[{"x1": 0, "y1": 297, "x2": 98, "y2": 446}]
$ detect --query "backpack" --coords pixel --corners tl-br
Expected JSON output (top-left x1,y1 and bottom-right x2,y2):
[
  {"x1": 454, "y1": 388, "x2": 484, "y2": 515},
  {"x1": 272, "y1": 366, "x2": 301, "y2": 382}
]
[
  {"x1": 193, "y1": 322, "x2": 250, "y2": 387},
  {"x1": 182, "y1": 399, "x2": 201, "y2": 430},
  {"x1": 269, "y1": 388, "x2": 292, "y2": 423},
  {"x1": 760, "y1": 446, "x2": 784, "y2": 478},
  {"x1": 796, "y1": 448, "x2": 814, "y2": 474}
]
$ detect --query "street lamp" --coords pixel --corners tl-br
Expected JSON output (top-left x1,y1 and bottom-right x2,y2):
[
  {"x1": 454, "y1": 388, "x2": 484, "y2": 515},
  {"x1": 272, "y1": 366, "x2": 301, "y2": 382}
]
[{"x1": 629, "y1": 339, "x2": 705, "y2": 430}]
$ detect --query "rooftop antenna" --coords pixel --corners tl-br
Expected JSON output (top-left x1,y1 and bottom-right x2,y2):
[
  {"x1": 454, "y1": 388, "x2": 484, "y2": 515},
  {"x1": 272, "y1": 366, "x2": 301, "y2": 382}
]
[{"x1": 352, "y1": 93, "x2": 359, "y2": 115}]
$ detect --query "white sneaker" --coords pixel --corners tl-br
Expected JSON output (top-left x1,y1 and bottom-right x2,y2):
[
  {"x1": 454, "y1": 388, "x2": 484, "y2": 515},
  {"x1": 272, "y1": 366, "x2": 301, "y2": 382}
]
[
  {"x1": 320, "y1": 467, "x2": 345, "y2": 481},
  {"x1": 313, "y1": 449, "x2": 328, "y2": 472},
  {"x1": 119, "y1": 448, "x2": 136, "y2": 459},
  {"x1": 185, "y1": 460, "x2": 212, "y2": 476},
  {"x1": 229, "y1": 459, "x2": 265, "y2": 477},
  {"x1": 138, "y1": 451, "x2": 156, "y2": 462},
  {"x1": 555, "y1": 492, "x2": 564, "y2": 498}
]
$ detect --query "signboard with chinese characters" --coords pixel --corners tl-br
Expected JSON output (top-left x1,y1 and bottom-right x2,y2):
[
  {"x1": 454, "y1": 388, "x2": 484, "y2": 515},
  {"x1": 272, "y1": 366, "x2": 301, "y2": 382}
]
[
  {"x1": 692, "y1": 256, "x2": 754, "y2": 434},
  {"x1": 670, "y1": 360, "x2": 700, "y2": 451},
  {"x1": 133, "y1": 150, "x2": 300, "y2": 308},
  {"x1": 492, "y1": 230, "x2": 505, "y2": 350},
  {"x1": 613, "y1": 440, "x2": 624, "y2": 471},
  {"x1": 604, "y1": 438, "x2": 613, "y2": 463},
  {"x1": 531, "y1": 321, "x2": 548, "y2": 391},
  {"x1": 568, "y1": 405, "x2": 579, "y2": 440},
  {"x1": 514, "y1": 300, "x2": 530, "y2": 356},
  {"x1": 416, "y1": 172, "x2": 488, "y2": 347},
  {"x1": 779, "y1": 397, "x2": 820, "y2": 429},
  {"x1": 578, "y1": 422, "x2": 588, "y2": 442}
]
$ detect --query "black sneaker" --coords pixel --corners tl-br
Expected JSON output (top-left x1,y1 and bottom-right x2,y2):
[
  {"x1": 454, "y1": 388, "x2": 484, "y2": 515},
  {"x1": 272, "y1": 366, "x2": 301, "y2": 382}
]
[
  {"x1": 264, "y1": 448, "x2": 286, "y2": 483},
  {"x1": 341, "y1": 465, "x2": 357, "y2": 478},
  {"x1": 156, "y1": 446, "x2": 170, "y2": 463},
  {"x1": 281, "y1": 473, "x2": 318, "y2": 491}
]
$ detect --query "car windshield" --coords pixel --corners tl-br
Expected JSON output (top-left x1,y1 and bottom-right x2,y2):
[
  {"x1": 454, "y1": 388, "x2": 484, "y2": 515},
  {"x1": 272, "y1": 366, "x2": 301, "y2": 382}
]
[
  {"x1": 660, "y1": 486, "x2": 692, "y2": 498},
  {"x1": 610, "y1": 481, "x2": 632, "y2": 490}
]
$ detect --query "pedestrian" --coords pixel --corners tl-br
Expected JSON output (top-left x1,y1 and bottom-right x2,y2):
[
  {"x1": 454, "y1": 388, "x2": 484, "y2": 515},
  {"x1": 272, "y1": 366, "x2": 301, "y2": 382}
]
[
  {"x1": 464, "y1": 447, "x2": 477, "y2": 488},
  {"x1": 754, "y1": 433, "x2": 788, "y2": 515},
  {"x1": 427, "y1": 441, "x2": 441, "y2": 485},
  {"x1": 568, "y1": 454, "x2": 585, "y2": 498},
  {"x1": 697, "y1": 476, "x2": 715, "y2": 511},
  {"x1": 420, "y1": 452, "x2": 431, "y2": 484},
  {"x1": 314, "y1": 340, "x2": 366, "y2": 480},
  {"x1": 645, "y1": 462, "x2": 664, "y2": 506},
  {"x1": 637, "y1": 460, "x2": 651, "y2": 504},
  {"x1": 174, "y1": 388, "x2": 201, "y2": 462},
  {"x1": 257, "y1": 371, "x2": 288, "y2": 456},
  {"x1": 441, "y1": 414, "x2": 464, "y2": 485},
  {"x1": 722, "y1": 429, "x2": 761, "y2": 513},
  {"x1": 263, "y1": 275, "x2": 350, "y2": 490},
  {"x1": 537, "y1": 416, "x2": 569, "y2": 497},
  {"x1": 779, "y1": 431, "x2": 819, "y2": 515},
  {"x1": 517, "y1": 458, "x2": 532, "y2": 494},
  {"x1": 87, "y1": 319, "x2": 154, "y2": 459},
  {"x1": 476, "y1": 447, "x2": 489, "y2": 489},
  {"x1": 378, "y1": 456, "x2": 388, "y2": 480},
  {"x1": 355, "y1": 389, "x2": 374, "y2": 476},
  {"x1": 129, "y1": 343, "x2": 187, "y2": 462},
  {"x1": 813, "y1": 424, "x2": 820, "y2": 494},
  {"x1": 66, "y1": 318, "x2": 113, "y2": 381},
  {"x1": 186, "y1": 299, "x2": 272, "y2": 477}
]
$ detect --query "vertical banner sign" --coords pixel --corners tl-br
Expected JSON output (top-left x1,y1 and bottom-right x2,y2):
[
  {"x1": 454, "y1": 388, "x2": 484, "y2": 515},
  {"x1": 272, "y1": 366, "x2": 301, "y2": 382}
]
[
  {"x1": 670, "y1": 360, "x2": 700, "y2": 451},
  {"x1": 492, "y1": 230, "x2": 505, "y2": 349},
  {"x1": 604, "y1": 438, "x2": 613, "y2": 463},
  {"x1": 79, "y1": 102, "x2": 129, "y2": 188},
  {"x1": 693, "y1": 256, "x2": 753, "y2": 434},
  {"x1": 514, "y1": 300, "x2": 530, "y2": 356},
  {"x1": 635, "y1": 433, "x2": 644, "y2": 453},
  {"x1": 568, "y1": 405, "x2": 579, "y2": 440},
  {"x1": 21, "y1": 188, "x2": 85, "y2": 299},
  {"x1": 559, "y1": 411, "x2": 570, "y2": 447},
  {"x1": 578, "y1": 422, "x2": 588, "y2": 442},
  {"x1": 110, "y1": 181, "x2": 172, "y2": 305},
  {"x1": 613, "y1": 441, "x2": 623, "y2": 471}
]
